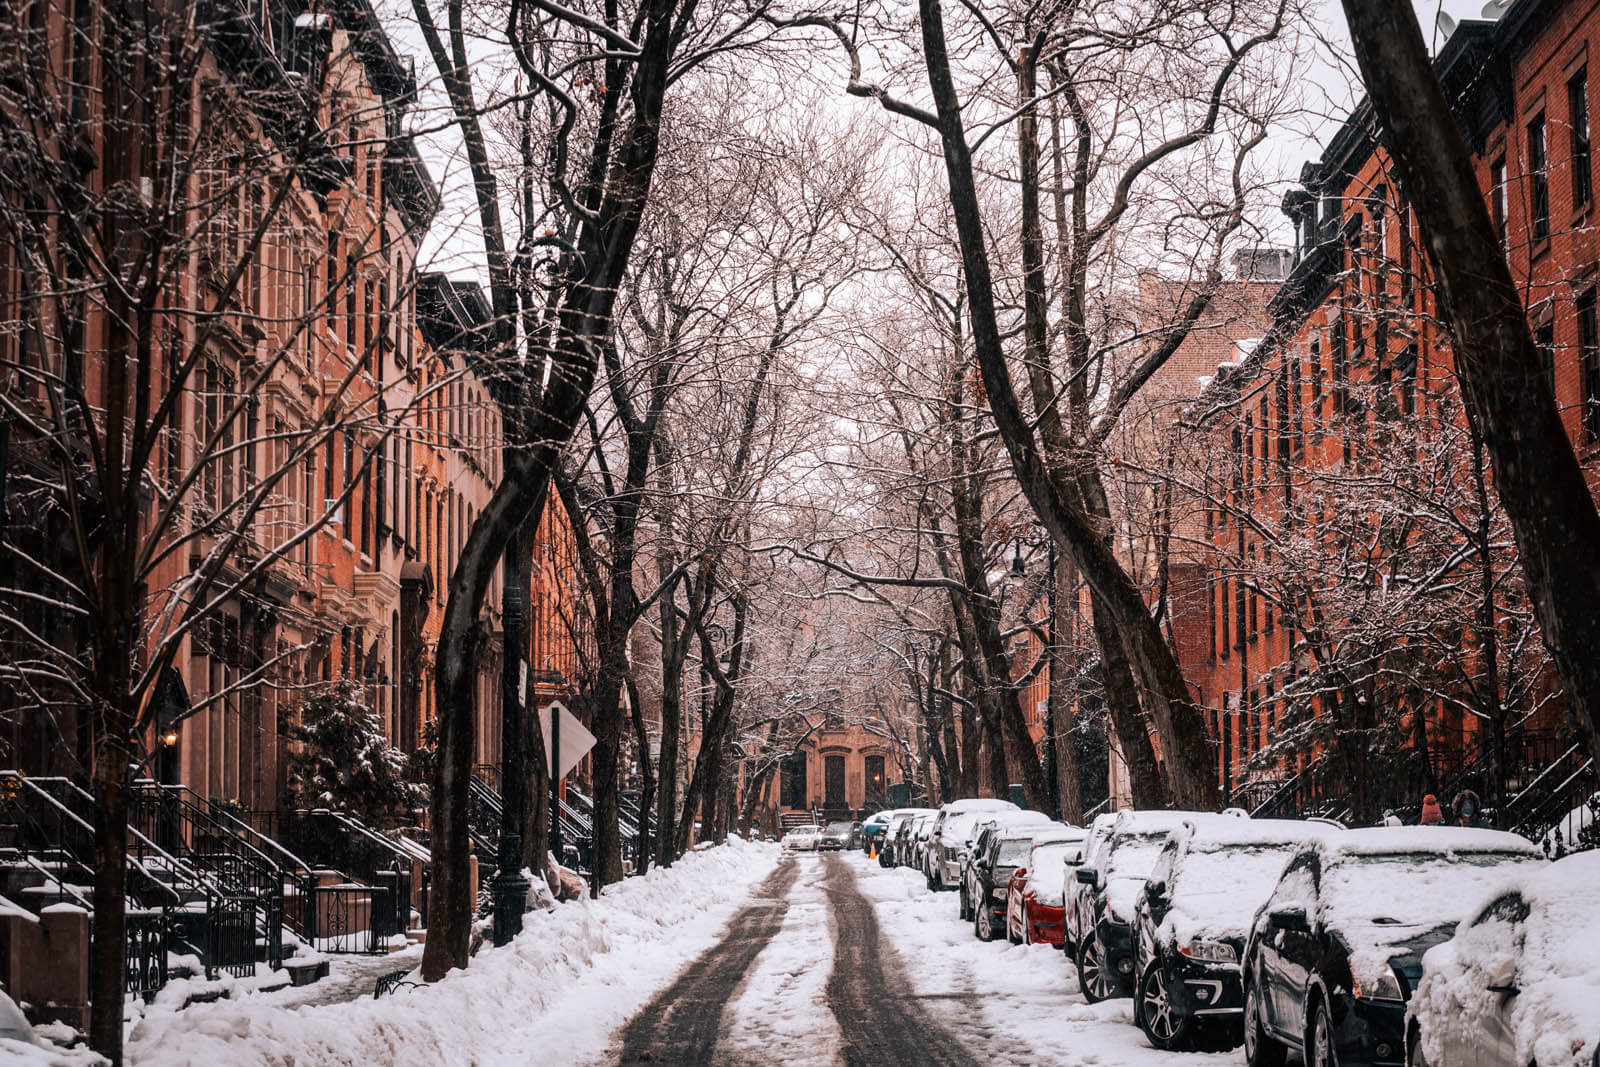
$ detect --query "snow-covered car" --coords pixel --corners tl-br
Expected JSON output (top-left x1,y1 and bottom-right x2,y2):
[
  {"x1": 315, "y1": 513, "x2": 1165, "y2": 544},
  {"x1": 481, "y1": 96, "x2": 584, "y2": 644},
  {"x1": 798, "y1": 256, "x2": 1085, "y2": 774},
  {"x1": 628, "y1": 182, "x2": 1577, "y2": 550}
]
[
  {"x1": 861, "y1": 809, "x2": 898, "y2": 854},
  {"x1": 1241, "y1": 827, "x2": 1545, "y2": 1067},
  {"x1": 885, "y1": 808, "x2": 935, "y2": 867},
  {"x1": 783, "y1": 824, "x2": 822, "y2": 851},
  {"x1": 1407, "y1": 848, "x2": 1600, "y2": 1067},
  {"x1": 818, "y1": 821, "x2": 854, "y2": 851},
  {"x1": 926, "y1": 798, "x2": 1019, "y2": 891},
  {"x1": 970, "y1": 828, "x2": 1061, "y2": 942},
  {"x1": 1130, "y1": 817, "x2": 1342, "y2": 1051},
  {"x1": 1071, "y1": 809, "x2": 1204, "y2": 1001},
  {"x1": 959, "y1": 811, "x2": 1058, "y2": 921},
  {"x1": 911, "y1": 814, "x2": 938, "y2": 872},
  {"x1": 1006, "y1": 829, "x2": 1089, "y2": 946}
]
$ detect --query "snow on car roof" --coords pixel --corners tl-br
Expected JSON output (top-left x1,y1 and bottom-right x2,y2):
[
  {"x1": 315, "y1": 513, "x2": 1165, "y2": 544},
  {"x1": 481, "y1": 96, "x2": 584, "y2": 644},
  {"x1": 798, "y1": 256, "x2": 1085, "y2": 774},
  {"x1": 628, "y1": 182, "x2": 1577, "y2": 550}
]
[
  {"x1": 1173, "y1": 816, "x2": 1343, "y2": 850},
  {"x1": 945, "y1": 798, "x2": 1021, "y2": 813},
  {"x1": 1319, "y1": 826, "x2": 1544, "y2": 859}
]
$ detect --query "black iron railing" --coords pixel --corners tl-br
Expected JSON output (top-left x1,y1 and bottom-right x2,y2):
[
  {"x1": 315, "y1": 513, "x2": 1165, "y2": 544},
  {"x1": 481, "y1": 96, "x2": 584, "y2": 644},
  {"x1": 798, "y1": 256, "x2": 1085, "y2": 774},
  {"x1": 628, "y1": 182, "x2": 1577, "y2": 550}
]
[{"x1": 125, "y1": 908, "x2": 171, "y2": 1000}]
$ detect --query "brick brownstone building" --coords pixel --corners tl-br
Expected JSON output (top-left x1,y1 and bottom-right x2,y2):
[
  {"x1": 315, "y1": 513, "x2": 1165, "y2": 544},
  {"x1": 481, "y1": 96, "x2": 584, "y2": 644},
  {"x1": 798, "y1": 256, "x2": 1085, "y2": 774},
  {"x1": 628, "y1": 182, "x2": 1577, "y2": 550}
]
[{"x1": 1181, "y1": 0, "x2": 1599, "y2": 823}]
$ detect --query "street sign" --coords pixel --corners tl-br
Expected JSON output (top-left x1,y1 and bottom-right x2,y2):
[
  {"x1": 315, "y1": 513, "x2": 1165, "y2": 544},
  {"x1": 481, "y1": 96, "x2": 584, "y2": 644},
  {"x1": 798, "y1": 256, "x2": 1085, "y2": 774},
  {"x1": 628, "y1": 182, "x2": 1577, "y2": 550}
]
[{"x1": 539, "y1": 701, "x2": 596, "y2": 780}]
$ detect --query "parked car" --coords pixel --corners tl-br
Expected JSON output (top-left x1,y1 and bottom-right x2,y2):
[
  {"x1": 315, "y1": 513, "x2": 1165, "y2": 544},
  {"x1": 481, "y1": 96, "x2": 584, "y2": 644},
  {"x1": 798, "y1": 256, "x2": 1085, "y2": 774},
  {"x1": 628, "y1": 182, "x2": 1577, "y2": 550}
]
[
  {"x1": 1063, "y1": 812, "x2": 1120, "y2": 960},
  {"x1": 1407, "y1": 848, "x2": 1600, "y2": 1067},
  {"x1": 970, "y1": 830, "x2": 1045, "y2": 941},
  {"x1": 782, "y1": 824, "x2": 822, "y2": 851},
  {"x1": 912, "y1": 814, "x2": 939, "y2": 872},
  {"x1": 1006, "y1": 829, "x2": 1090, "y2": 946},
  {"x1": 818, "y1": 821, "x2": 854, "y2": 851},
  {"x1": 1130, "y1": 817, "x2": 1342, "y2": 1051},
  {"x1": 862, "y1": 810, "x2": 897, "y2": 853},
  {"x1": 1070, "y1": 810, "x2": 1200, "y2": 1000},
  {"x1": 927, "y1": 798, "x2": 1020, "y2": 891},
  {"x1": 885, "y1": 808, "x2": 936, "y2": 867},
  {"x1": 960, "y1": 811, "x2": 1058, "y2": 921},
  {"x1": 1242, "y1": 827, "x2": 1545, "y2": 1067}
]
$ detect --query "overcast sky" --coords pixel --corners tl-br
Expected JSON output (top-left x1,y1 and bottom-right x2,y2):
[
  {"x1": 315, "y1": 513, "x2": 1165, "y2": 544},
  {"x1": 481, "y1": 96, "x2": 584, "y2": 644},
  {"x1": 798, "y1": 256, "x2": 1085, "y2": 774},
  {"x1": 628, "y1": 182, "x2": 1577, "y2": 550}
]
[{"x1": 383, "y1": 0, "x2": 1517, "y2": 284}]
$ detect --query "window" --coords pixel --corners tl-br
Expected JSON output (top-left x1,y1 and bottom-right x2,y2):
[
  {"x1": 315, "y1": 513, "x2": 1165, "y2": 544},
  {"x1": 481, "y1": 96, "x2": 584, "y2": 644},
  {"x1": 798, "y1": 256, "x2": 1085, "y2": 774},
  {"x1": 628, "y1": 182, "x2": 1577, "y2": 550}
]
[
  {"x1": 1580, "y1": 288, "x2": 1600, "y2": 441},
  {"x1": 1397, "y1": 345, "x2": 1419, "y2": 417},
  {"x1": 865, "y1": 755, "x2": 886, "y2": 805},
  {"x1": 1220, "y1": 578, "x2": 1231, "y2": 659},
  {"x1": 1536, "y1": 319, "x2": 1556, "y2": 394},
  {"x1": 1572, "y1": 69, "x2": 1592, "y2": 208},
  {"x1": 1530, "y1": 115, "x2": 1550, "y2": 242},
  {"x1": 1331, "y1": 315, "x2": 1349, "y2": 416},
  {"x1": 1400, "y1": 202, "x2": 1416, "y2": 307}
]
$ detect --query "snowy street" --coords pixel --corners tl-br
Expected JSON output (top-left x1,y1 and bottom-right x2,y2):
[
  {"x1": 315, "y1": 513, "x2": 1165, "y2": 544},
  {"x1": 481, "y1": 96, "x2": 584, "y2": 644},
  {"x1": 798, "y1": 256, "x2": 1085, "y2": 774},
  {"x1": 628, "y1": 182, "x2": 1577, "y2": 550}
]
[{"x1": 610, "y1": 849, "x2": 1244, "y2": 1067}]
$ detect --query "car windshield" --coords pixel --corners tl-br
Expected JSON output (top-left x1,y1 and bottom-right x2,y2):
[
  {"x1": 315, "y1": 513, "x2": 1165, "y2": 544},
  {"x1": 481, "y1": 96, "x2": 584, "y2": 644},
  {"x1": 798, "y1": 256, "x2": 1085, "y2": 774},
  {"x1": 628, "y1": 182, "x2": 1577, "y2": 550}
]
[
  {"x1": 1322, "y1": 851, "x2": 1542, "y2": 927},
  {"x1": 1174, "y1": 843, "x2": 1299, "y2": 896},
  {"x1": 1105, "y1": 832, "x2": 1169, "y2": 881},
  {"x1": 995, "y1": 838, "x2": 1032, "y2": 866},
  {"x1": 825, "y1": 823, "x2": 853, "y2": 833}
]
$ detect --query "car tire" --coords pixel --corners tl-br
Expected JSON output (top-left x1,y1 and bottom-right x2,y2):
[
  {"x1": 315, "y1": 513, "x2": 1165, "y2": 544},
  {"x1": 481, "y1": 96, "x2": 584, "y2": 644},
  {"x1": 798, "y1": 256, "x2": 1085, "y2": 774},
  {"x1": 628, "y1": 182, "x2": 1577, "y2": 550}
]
[
  {"x1": 1138, "y1": 965, "x2": 1189, "y2": 1051},
  {"x1": 976, "y1": 902, "x2": 995, "y2": 942},
  {"x1": 1310, "y1": 999, "x2": 1340, "y2": 1067},
  {"x1": 959, "y1": 885, "x2": 971, "y2": 922},
  {"x1": 1009, "y1": 908, "x2": 1023, "y2": 945},
  {"x1": 1407, "y1": 1033, "x2": 1430, "y2": 1067},
  {"x1": 1242, "y1": 977, "x2": 1287, "y2": 1067},
  {"x1": 1077, "y1": 935, "x2": 1116, "y2": 1003},
  {"x1": 926, "y1": 868, "x2": 939, "y2": 892}
]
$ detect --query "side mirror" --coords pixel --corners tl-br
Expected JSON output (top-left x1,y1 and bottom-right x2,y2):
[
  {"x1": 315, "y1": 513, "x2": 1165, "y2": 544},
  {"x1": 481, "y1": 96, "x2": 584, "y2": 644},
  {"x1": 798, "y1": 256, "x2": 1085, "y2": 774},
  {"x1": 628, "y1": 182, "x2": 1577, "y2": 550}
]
[
  {"x1": 1487, "y1": 957, "x2": 1519, "y2": 995},
  {"x1": 1076, "y1": 867, "x2": 1099, "y2": 885},
  {"x1": 1146, "y1": 879, "x2": 1167, "y2": 902},
  {"x1": 1269, "y1": 906, "x2": 1310, "y2": 933}
]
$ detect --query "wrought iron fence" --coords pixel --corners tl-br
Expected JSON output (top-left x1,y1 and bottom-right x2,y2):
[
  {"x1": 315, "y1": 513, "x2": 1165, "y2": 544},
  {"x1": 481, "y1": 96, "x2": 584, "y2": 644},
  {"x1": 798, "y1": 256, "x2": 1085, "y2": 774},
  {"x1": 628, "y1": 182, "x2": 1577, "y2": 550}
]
[
  {"x1": 309, "y1": 884, "x2": 391, "y2": 954},
  {"x1": 125, "y1": 908, "x2": 171, "y2": 1000},
  {"x1": 206, "y1": 895, "x2": 257, "y2": 979}
]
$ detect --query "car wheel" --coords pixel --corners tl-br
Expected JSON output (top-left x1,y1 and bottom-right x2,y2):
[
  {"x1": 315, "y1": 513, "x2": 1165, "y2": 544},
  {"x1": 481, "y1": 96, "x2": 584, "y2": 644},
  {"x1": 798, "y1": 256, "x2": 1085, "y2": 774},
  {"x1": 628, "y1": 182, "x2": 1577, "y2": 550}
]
[
  {"x1": 1139, "y1": 965, "x2": 1188, "y2": 1051},
  {"x1": 1243, "y1": 977, "x2": 1287, "y2": 1067},
  {"x1": 976, "y1": 903, "x2": 995, "y2": 942},
  {"x1": 1310, "y1": 999, "x2": 1340, "y2": 1067},
  {"x1": 1077, "y1": 936, "x2": 1116, "y2": 1003},
  {"x1": 1407, "y1": 1033, "x2": 1430, "y2": 1067},
  {"x1": 959, "y1": 884, "x2": 971, "y2": 921},
  {"x1": 926, "y1": 868, "x2": 939, "y2": 892}
]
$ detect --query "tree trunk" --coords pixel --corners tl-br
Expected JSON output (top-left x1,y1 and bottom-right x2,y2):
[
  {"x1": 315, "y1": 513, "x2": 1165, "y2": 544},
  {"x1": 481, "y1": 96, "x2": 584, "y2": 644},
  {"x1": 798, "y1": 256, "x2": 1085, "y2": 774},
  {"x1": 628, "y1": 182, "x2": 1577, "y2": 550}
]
[
  {"x1": 1339, "y1": 0, "x2": 1600, "y2": 771},
  {"x1": 655, "y1": 577, "x2": 685, "y2": 867},
  {"x1": 1052, "y1": 555, "x2": 1085, "y2": 824},
  {"x1": 89, "y1": 694, "x2": 132, "y2": 1064},
  {"x1": 1090, "y1": 596, "x2": 1167, "y2": 809},
  {"x1": 627, "y1": 675, "x2": 654, "y2": 874},
  {"x1": 916, "y1": 0, "x2": 1220, "y2": 813}
]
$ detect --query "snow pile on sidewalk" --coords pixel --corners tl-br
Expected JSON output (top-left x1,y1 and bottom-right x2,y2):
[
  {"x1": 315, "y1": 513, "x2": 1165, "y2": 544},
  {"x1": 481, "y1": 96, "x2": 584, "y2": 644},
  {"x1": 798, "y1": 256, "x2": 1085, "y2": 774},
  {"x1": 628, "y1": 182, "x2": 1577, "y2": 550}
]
[{"x1": 126, "y1": 838, "x2": 780, "y2": 1066}]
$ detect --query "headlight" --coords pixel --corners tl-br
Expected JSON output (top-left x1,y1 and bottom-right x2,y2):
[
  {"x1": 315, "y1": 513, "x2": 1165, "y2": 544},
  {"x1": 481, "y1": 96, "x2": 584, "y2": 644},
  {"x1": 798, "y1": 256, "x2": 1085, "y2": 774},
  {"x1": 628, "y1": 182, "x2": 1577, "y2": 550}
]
[
  {"x1": 992, "y1": 887, "x2": 1008, "y2": 901},
  {"x1": 1180, "y1": 939, "x2": 1238, "y2": 964},
  {"x1": 1353, "y1": 969, "x2": 1404, "y2": 1002}
]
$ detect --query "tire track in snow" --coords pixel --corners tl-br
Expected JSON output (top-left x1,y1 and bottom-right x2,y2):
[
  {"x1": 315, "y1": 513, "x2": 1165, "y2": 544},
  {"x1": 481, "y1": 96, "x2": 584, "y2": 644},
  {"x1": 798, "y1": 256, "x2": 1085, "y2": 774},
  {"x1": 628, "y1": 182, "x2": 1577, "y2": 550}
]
[
  {"x1": 617, "y1": 855, "x2": 799, "y2": 1065},
  {"x1": 821, "y1": 853, "x2": 980, "y2": 1067}
]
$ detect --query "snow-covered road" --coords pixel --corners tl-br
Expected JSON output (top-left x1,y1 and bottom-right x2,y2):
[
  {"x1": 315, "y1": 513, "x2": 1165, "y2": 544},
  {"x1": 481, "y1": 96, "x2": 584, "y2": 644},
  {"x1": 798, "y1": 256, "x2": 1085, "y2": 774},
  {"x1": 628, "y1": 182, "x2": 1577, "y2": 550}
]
[{"x1": 606, "y1": 849, "x2": 1247, "y2": 1066}]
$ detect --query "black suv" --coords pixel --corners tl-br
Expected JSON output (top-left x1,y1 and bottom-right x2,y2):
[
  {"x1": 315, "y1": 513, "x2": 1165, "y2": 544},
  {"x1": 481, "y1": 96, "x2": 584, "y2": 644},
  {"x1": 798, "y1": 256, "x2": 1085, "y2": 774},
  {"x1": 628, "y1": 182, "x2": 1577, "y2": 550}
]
[
  {"x1": 971, "y1": 832, "x2": 1036, "y2": 942},
  {"x1": 1073, "y1": 812, "x2": 1197, "y2": 1002},
  {"x1": 1242, "y1": 829, "x2": 1543, "y2": 1067}
]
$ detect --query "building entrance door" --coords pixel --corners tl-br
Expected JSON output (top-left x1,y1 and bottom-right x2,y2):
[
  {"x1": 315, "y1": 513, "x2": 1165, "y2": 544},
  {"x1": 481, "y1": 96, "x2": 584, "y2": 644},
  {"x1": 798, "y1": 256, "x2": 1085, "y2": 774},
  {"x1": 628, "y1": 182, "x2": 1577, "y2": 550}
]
[{"x1": 825, "y1": 754, "x2": 846, "y2": 807}]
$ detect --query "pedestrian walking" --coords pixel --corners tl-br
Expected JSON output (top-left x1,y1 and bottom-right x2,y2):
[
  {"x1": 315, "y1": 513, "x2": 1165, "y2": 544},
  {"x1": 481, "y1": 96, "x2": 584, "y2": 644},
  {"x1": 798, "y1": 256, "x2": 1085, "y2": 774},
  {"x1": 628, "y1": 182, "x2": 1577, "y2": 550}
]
[{"x1": 1419, "y1": 793, "x2": 1445, "y2": 825}]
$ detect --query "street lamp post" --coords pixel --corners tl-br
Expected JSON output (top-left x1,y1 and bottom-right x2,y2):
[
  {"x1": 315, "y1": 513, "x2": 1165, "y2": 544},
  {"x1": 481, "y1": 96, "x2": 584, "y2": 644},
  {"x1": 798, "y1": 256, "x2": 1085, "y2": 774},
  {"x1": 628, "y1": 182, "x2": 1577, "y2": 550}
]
[{"x1": 492, "y1": 532, "x2": 530, "y2": 948}]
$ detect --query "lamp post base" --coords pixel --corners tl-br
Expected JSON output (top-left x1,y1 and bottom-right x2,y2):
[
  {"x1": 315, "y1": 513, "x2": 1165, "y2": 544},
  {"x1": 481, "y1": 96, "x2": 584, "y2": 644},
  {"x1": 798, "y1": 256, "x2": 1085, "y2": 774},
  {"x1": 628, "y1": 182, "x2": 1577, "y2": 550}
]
[{"x1": 491, "y1": 833, "x2": 530, "y2": 947}]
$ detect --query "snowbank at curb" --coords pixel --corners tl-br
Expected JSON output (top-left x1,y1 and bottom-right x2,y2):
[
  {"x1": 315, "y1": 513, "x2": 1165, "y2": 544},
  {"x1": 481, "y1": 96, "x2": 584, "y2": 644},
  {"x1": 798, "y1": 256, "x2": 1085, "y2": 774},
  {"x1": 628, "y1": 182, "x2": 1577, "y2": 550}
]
[{"x1": 126, "y1": 838, "x2": 781, "y2": 1066}]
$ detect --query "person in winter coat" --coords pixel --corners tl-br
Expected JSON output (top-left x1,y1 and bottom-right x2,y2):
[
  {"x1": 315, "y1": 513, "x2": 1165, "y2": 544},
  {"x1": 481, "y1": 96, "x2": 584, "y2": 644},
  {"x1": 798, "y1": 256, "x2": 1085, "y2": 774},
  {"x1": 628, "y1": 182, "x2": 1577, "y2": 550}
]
[
  {"x1": 1452, "y1": 789, "x2": 1488, "y2": 828},
  {"x1": 1419, "y1": 794, "x2": 1445, "y2": 825}
]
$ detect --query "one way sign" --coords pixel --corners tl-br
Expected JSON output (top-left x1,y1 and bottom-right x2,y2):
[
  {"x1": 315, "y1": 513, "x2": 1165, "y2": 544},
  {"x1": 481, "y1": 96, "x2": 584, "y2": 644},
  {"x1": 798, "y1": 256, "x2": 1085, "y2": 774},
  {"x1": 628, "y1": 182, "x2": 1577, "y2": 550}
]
[{"x1": 538, "y1": 701, "x2": 596, "y2": 781}]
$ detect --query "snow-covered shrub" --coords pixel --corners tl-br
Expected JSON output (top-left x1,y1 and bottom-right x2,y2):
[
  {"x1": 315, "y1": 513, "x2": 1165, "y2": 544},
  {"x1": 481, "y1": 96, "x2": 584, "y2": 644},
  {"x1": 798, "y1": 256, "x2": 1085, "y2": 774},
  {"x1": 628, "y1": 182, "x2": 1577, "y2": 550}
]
[{"x1": 282, "y1": 681, "x2": 425, "y2": 828}]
